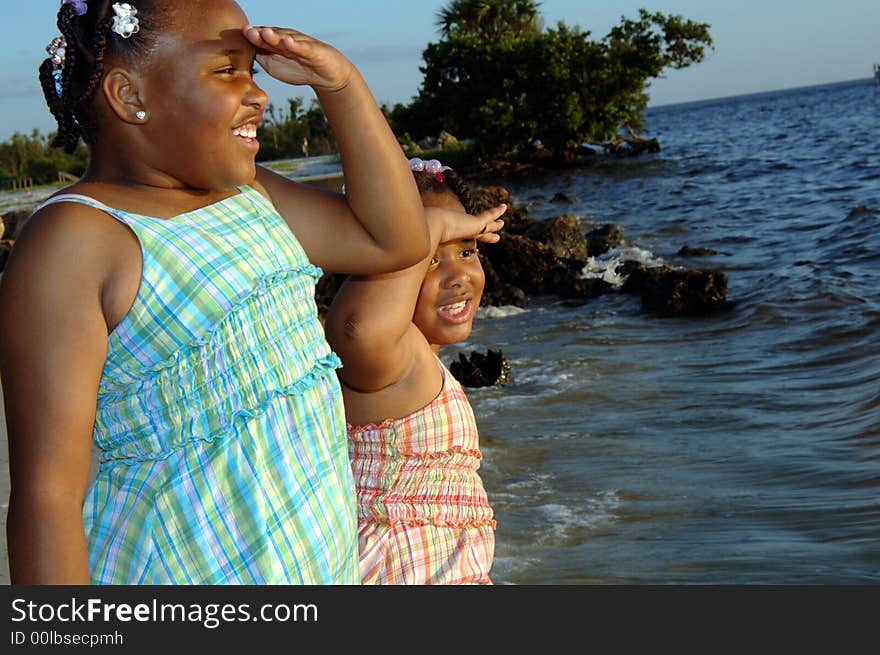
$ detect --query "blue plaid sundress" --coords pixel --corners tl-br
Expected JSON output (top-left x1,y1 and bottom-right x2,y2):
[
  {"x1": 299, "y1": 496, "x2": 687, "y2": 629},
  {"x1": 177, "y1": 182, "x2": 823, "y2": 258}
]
[{"x1": 37, "y1": 186, "x2": 358, "y2": 584}]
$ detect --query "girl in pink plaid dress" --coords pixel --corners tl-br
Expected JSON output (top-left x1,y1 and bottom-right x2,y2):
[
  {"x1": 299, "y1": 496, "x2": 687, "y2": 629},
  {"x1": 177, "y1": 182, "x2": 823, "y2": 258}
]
[{"x1": 325, "y1": 159, "x2": 505, "y2": 584}]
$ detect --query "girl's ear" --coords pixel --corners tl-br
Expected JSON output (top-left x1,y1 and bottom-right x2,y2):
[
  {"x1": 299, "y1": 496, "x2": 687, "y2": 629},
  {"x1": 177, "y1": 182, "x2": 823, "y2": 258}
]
[{"x1": 102, "y1": 67, "x2": 148, "y2": 124}]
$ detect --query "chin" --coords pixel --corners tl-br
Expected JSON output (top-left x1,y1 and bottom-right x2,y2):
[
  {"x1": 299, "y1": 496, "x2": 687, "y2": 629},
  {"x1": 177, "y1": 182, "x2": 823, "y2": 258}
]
[
  {"x1": 426, "y1": 324, "x2": 474, "y2": 347},
  {"x1": 222, "y1": 164, "x2": 258, "y2": 190}
]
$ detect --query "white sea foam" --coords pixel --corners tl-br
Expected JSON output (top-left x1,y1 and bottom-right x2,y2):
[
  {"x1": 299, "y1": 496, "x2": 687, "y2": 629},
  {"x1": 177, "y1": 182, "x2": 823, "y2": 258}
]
[
  {"x1": 580, "y1": 244, "x2": 666, "y2": 287},
  {"x1": 490, "y1": 555, "x2": 542, "y2": 584},
  {"x1": 535, "y1": 490, "x2": 622, "y2": 543},
  {"x1": 477, "y1": 305, "x2": 528, "y2": 319},
  {"x1": 513, "y1": 369, "x2": 574, "y2": 386}
]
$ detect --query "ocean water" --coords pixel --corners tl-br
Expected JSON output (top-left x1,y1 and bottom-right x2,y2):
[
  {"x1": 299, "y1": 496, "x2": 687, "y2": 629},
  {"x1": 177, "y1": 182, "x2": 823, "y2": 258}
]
[
  {"x1": 1, "y1": 80, "x2": 877, "y2": 585},
  {"x1": 454, "y1": 78, "x2": 880, "y2": 584}
]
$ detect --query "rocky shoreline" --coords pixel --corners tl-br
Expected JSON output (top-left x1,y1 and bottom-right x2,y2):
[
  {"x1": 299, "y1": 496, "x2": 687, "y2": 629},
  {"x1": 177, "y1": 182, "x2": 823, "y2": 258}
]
[
  {"x1": 312, "y1": 183, "x2": 730, "y2": 321},
  {"x1": 2, "y1": 180, "x2": 730, "y2": 317},
  {"x1": 2, "y1": 178, "x2": 730, "y2": 390}
]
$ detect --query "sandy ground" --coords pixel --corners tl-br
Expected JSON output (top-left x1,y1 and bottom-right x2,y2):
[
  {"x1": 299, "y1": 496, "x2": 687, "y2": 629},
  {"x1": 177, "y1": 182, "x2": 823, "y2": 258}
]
[{"x1": 0, "y1": 158, "x2": 343, "y2": 585}]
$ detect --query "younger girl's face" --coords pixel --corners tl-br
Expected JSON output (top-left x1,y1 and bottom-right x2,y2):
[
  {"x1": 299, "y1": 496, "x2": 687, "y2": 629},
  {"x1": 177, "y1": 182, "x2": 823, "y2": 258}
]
[{"x1": 413, "y1": 190, "x2": 486, "y2": 349}]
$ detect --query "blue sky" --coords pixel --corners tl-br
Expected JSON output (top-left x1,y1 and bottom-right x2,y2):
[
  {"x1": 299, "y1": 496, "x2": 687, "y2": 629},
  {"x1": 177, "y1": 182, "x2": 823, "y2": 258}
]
[{"x1": 2, "y1": 0, "x2": 878, "y2": 140}]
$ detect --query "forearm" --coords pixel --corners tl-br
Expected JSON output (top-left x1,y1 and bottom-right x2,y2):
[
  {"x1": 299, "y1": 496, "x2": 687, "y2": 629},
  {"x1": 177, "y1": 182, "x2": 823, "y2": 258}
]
[
  {"x1": 316, "y1": 72, "x2": 428, "y2": 267},
  {"x1": 8, "y1": 494, "x2": 90, "y2": 585}
]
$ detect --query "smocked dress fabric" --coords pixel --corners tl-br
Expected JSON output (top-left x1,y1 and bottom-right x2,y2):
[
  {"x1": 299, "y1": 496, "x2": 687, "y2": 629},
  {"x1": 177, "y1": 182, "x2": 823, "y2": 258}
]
[
  {"x1": 36, "y1": 186, "x2": 358, "y2": 584},
  {"x1": 348, "y1": 358, "x2": 495, "y2": 584}
]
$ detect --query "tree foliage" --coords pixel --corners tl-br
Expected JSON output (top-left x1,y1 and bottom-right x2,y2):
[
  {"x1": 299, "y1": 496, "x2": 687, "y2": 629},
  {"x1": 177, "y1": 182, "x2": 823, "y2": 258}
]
[
  {"x1": 256, "y1": 97, "x2": 337, "y2": 162},
  {"x1": 436, "y1": 0, "x2": 543, "y2": 39},
  {"x1": 393, "y1": 3, "x2": 713, "y2": 161},
  {"x1": 0, "y1": 130, "x2": 87, "y2": 187}
]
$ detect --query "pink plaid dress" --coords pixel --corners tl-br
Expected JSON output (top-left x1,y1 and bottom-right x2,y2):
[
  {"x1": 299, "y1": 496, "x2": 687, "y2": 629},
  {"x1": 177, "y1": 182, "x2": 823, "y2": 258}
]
[{"x1": 348, "y1": 358, "x2": 496, "y2": 584}]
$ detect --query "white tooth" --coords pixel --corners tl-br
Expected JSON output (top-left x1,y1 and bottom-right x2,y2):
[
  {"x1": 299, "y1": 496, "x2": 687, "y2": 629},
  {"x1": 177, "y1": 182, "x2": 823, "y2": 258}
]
[{"x1": 442, "y1": 301, "x2": 466, "y2": 312}]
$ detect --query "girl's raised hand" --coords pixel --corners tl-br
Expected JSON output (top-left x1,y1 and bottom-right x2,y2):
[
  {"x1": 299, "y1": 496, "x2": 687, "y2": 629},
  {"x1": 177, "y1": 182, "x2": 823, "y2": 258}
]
[
  {"x1": 429, "y1": 204, "x2": 507, "y2": 245},
  {"x1": 243, "y1": 25, "x2": 354, "y2": 92}
]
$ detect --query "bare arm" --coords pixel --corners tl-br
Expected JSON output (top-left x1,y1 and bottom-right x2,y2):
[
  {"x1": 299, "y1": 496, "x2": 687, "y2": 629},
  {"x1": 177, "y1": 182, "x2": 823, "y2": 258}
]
[
  {"x1": 245, "y1": 26, "x2": 427, "y2": 274},
  {"x1": 1, "y1": 206, "x2": 110, "y2": 584},
  {"x1": 325, "y1": 205, "x2": 505, "y2": 392}
]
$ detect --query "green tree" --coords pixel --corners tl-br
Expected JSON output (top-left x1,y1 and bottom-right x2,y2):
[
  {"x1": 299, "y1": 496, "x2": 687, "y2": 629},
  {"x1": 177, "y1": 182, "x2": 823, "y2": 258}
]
[
  {"x1": 398, "y1": 2, "x2": 712, "y2": 162},
  {"x1": 436, "y1": 0, "x2": 543, "y2": 38},
  {"x1": 0, "y1": 131, "x2": 48, "y2": 179},
  {"x1": 255, "y1": 98, "x2": 336, "y2": 162},
  {"x1": 0, "y1": 129, "x2": 88, "y2": 186}
]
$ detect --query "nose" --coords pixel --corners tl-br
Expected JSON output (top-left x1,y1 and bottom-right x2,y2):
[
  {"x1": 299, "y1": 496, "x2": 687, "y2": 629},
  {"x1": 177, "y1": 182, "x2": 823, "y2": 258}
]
[
  {"x1": 441, "y1": 260, "x2": 470, "y2": 289},
  {"x1": 245, "y1": 79, "x2": 269, "y2": 111}
]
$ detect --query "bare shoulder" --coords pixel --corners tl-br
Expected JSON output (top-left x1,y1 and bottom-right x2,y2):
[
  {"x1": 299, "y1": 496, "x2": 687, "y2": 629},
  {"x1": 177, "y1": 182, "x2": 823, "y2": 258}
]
[
  {"x1": 253, "y1": 165, "x2": 310, "y2": 201},
  {"x1": 0, "y1": 199, "x2": 137, "y2": 328},
  {"x1": 8, "y1": 199, "x2": 129, "y2": 276}
]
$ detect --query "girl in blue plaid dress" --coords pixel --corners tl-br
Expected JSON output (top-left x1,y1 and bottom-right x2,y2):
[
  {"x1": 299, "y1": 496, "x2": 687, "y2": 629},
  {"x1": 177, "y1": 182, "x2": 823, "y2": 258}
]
[{"x1": 0, "y1": 0, "x2": 428, "y2": 584}]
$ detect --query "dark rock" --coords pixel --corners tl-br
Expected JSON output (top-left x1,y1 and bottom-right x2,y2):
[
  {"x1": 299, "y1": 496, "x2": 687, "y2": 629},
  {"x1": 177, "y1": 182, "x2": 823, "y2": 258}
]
[
  {"x1": 619, "y1": 262, "x2": 729, "y2": 315},
  {"x1": 481, "y1": 284, "x2": 526, "y2": 307},
  {"x1": 478, "y1": 253, "x2": 525, "y2": 307},
  {"x1": 678, "y1": 245, "x2": 718, "y2": 257},
  {"x1": 584, "y1": 224, "x2": 623, "y2": 257},
  {"x1": 468, "y1": 160, "x2": 537, "y2": 179},
  {"x1": 847, "y1": 205, "x2": 880, "y2": 219},
  {"x1": 607, "y1": 137, "x2": 661, "y2": 156},
  {"x1": 314, "y1": 273, "x2": 348, "y2": 321},
  {"x1": 523, "y1": 214, "x2": 588, "y2": 263},
  {"x1": 551, "y1": 192, "x2": 579, "y2": 203},
  {"x1": 470, "y1": 186, "x2": 531, "y2": 234},
  {"x1": 617, "y1": 260, "x2": 648, "y2": 290},
  {"x1": 449, "y1": 349, "x2": 512, "y2": 388},
  {"x1": 560, "y1": 278, "x2": 613, "y2": 300},
  {"x1": 576, "y1": 144, "x2": 602, "y2": 158},
  {"x1": 480, "y1": 233, "x2": 583, "y2": 296}
]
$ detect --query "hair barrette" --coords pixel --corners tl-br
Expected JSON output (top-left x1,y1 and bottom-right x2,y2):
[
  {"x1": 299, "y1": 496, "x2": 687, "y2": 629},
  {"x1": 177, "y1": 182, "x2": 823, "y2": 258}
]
[
  {"x1": 45, "y1": 36, "x2": 67, "y2": 96},
  {"x1": 62, "y1": 0, "x2": 89, "y2": 16},
  {"x1": 111, "y1": 2, "x2": 140, "y2": 38},
  {"x1": 408, "y1": 157, "x2": 452, "y2": 183}
]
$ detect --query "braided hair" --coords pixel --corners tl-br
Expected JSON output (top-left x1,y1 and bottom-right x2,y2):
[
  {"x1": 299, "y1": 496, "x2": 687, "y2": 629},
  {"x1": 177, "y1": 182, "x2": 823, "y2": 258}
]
[
  {"x1": 39, "y1": 1, "x2": 174, "y2": 153},
  {"x1": 412, "y1": 166, "x2": 475, "y2": 215}
]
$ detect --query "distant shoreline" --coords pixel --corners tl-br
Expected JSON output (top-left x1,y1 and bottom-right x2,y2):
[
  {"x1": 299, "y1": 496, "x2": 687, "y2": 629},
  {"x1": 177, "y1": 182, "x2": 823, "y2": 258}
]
[
  {"x1": 0, "y1": 157, "x2": 344, "y2": 216},
  {"x1": 647, "y1": 76, "x2": 874, "y2": 113}
]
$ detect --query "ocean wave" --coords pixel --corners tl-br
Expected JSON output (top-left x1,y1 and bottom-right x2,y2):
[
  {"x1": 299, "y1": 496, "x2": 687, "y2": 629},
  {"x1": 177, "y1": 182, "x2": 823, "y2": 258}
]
[
  {"x1": 579, "y1": 244, "x2": 667, "y2": 287},
  {"x1": 477, "y1": 305, "x2": 529, "y2": 319}
]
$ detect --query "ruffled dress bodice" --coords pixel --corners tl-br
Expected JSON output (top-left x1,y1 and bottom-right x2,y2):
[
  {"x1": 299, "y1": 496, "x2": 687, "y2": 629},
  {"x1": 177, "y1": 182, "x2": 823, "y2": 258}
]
[
  {"x1": 39, "y1": 186, "x2": 358, "y2": 584},
  {"x1": 348, "y1": 358, "x2": 495, "y2": 584}
]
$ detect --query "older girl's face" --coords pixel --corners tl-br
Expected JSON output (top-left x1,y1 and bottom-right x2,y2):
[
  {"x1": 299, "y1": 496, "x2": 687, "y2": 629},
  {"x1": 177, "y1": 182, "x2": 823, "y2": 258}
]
[
  {"x1": 413, "y1": 190, "x2": 485, "y2": 348},
  {"x1": 135, "y1": 0, "x2": 268, "y2": 190}
]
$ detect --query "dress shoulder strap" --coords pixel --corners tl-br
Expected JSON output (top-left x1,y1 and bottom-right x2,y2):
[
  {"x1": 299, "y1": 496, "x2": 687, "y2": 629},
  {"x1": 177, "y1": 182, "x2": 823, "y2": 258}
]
[
  {"x1": 32, "y1": 193, "x2": 136, "y2": 227},
  {"x1": 34, "y1": 193, "x2": 114, "y2": 212}
]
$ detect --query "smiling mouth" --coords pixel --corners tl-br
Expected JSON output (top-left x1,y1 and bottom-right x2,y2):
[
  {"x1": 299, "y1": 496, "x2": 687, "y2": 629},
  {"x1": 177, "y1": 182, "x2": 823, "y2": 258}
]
[
  {"x1": 232, "y1": 123, "x2": 259, "y2": 143},
  {"x1": 437, "y1": 299, "x2": 472, "y2": 323}
]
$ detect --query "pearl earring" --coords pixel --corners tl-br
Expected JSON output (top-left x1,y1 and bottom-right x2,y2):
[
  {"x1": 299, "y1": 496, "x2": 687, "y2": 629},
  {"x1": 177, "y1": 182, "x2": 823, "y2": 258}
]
[{"x1": 135, "y1": 110, "x2": 147, "y2": 121}]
